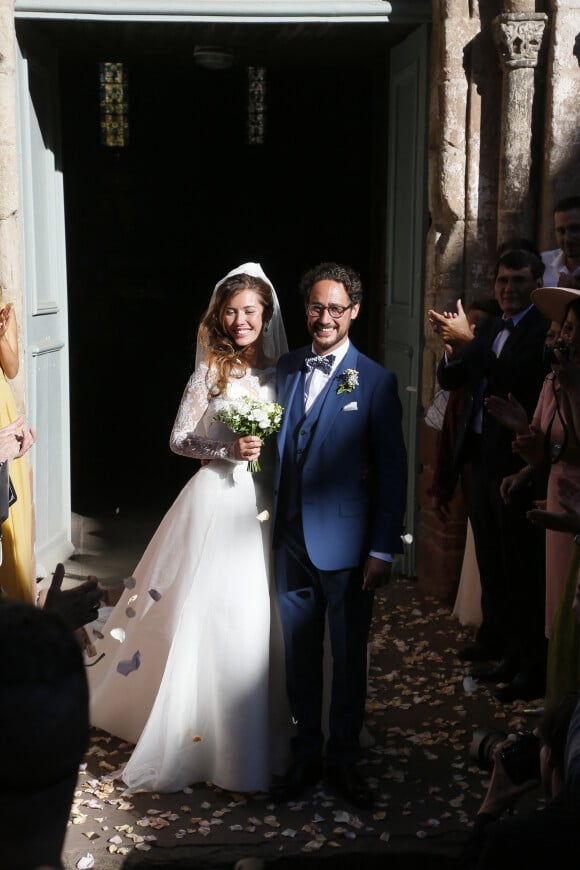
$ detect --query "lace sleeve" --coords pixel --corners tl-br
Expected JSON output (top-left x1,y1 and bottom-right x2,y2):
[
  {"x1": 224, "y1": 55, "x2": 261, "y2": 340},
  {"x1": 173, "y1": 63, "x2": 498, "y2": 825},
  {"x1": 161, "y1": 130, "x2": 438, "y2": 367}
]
[{"x1": 169, "y1": 365, "x2": 237, "y2": 462}]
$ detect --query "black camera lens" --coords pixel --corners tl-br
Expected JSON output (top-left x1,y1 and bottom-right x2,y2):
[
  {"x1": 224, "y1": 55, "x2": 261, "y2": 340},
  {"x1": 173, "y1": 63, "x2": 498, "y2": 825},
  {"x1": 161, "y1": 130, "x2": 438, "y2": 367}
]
[
  {"x1": 470, "y1": 728, "x2": 541, "y2": 784},
  {"x1": 470, "y1": 728, "x2": 507, "y2": 771},
  {"x1": 499, "y1": 732, "x2": 541, "y2": 784}
]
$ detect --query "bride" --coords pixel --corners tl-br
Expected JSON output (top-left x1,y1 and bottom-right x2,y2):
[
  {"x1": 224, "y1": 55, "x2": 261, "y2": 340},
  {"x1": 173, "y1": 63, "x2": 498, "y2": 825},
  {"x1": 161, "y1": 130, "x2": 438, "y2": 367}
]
[{"x1": 87, "y1": 263, "x2": 290, "y2": 794}]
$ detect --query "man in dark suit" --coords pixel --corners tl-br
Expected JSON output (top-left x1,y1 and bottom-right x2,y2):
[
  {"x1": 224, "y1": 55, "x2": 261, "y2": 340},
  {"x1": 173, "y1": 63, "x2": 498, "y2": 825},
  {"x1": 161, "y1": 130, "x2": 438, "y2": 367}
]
[
  {"x1": 272, "y1": 262, "x2": 407, "y2": 808},
  {"x1": 437, "y1": 250, "x2": 549, "y2": 702}
]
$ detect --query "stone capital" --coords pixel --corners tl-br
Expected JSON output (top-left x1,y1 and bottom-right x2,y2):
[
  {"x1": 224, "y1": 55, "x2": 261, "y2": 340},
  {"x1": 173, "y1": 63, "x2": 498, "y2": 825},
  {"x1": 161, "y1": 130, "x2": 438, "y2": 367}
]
[{"x1": 493, "y1": 12, "x2": 548, "y2": 71}]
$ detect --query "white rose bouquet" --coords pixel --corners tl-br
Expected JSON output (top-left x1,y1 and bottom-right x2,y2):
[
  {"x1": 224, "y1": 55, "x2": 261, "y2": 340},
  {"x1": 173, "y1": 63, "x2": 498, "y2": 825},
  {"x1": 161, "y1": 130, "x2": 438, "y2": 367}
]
[{"x1": 215, "y1": 396, "x2": 284, "y2": 472}]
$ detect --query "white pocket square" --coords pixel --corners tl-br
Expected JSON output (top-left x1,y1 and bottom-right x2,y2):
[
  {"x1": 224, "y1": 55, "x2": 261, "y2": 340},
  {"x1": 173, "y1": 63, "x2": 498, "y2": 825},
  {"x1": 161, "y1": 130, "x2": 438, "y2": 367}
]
[{"x1": 342, "y1": 401, "x2": 358, "y2": 412}]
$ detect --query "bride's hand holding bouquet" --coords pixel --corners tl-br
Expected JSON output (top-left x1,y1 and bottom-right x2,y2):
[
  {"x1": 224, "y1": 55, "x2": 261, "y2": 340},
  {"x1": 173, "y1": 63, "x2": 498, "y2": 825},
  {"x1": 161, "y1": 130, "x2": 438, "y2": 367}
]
[
  {"x1": 232, "y1": 434, "x2": 263, "y2": 467},
  {"x1": 216, "y1": 396, "x2": 284, "y2": 471}
]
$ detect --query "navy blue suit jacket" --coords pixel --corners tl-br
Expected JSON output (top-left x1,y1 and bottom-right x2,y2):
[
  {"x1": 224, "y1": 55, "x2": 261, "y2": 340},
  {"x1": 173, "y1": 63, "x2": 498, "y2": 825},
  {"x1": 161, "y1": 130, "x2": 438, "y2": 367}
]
[
  {"x1": 274, "y1": 342, "x2": 407, "y2": 571},
  {"x1": 437, "y1": 307, "x2": 549, "y2": 477}
]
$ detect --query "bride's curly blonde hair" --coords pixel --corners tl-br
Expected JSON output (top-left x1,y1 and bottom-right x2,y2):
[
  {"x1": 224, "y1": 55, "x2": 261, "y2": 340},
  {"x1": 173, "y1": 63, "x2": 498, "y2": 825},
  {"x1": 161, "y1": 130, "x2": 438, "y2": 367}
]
[{"x1": 197, "y1": 273, "x2": 274, "y2": 397}]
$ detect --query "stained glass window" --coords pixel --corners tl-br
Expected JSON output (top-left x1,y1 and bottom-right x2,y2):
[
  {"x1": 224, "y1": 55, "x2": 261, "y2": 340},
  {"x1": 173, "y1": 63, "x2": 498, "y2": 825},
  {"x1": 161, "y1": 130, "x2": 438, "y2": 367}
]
[
  {"x1": 99, "y1": 62, "x2": 129, "y2": 147},
  {"x1": 247, "y1": 67, "x2": 266, "y2": 145}
]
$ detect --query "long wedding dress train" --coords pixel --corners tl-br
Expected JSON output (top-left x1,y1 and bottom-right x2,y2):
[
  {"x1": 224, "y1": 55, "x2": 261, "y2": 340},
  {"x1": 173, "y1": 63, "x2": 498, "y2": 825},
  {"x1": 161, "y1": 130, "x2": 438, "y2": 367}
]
[{"x1": 87, "y1": 366, "x2": 290, "y2": 793}]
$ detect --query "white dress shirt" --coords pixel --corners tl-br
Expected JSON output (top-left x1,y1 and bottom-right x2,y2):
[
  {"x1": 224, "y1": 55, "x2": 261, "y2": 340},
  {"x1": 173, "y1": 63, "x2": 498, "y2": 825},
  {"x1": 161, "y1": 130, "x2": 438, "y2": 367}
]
[
  {"x1": 541, "y1": 248, "x2": 580, "y2": 287},
  {"x1": 304, "y1": 340, "x2": 350, "y2": 414}
]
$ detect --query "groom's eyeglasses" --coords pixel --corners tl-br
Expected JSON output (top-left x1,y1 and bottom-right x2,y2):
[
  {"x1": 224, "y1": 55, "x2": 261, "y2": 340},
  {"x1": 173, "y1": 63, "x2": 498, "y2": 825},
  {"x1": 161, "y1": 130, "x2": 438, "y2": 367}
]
[{"x1": 306, "y1": 303, "x2": 353, "y2": 319}]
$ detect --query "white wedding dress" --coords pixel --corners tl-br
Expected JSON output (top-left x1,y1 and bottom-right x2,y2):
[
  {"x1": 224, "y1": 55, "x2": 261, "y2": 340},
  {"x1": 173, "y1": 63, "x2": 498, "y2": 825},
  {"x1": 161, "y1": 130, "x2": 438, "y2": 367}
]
[{"x1": 87, "y1": 364, "x2": 290, "y2": 793}]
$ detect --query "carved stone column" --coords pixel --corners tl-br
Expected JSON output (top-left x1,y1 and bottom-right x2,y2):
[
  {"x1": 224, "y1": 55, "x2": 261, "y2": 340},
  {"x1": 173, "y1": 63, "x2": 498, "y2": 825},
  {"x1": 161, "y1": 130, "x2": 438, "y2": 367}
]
[
  {"x1": 493, "y1": 12, "x2": 547, "y2": 245},
  {"x1": 539, "y1": 2, "x2": 580, "y2": 249}
]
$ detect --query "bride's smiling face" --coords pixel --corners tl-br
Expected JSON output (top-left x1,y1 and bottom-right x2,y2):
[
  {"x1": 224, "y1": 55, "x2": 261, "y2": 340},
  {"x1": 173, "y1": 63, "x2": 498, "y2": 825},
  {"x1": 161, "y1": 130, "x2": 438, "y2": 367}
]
[{"x1": 222, "y1": 289, "x2": 266, "y2": 348}]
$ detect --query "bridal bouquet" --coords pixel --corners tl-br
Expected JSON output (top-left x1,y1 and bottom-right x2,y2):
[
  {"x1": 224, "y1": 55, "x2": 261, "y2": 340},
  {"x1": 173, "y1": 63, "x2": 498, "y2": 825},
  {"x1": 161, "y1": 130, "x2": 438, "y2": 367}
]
[{"x1": 215, "y1": 396, "x2": 284, "y2": 472}]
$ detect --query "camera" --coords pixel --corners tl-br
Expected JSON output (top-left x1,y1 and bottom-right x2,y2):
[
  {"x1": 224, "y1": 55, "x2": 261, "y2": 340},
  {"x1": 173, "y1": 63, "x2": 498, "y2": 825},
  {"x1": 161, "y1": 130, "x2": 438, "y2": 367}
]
[
  {"x1": 543, "y1": 340, "x2": 570, "y2": 366},
  {"x1": 470, "y1": 728, "x2": 541, "y2": 784}
]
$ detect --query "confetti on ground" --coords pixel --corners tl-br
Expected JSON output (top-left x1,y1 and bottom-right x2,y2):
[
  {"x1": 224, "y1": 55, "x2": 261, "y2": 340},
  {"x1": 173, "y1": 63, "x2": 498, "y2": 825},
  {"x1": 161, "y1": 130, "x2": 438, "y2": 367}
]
[{"x1": 67, "y1": 578, "x2": 548, "y2": 868}]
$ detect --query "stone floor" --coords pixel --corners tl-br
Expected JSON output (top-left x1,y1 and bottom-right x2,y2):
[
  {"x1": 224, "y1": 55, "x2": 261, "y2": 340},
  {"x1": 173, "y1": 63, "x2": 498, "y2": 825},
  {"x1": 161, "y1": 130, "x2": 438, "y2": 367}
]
[{"x1": 53, "y1": 507, "x2": 546, "y2": 870}]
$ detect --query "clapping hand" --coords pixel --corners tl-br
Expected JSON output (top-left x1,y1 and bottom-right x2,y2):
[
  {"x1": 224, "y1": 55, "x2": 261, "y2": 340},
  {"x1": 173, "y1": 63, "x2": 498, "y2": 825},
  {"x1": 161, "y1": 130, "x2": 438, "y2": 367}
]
[
  {"x1": 527, "y1": 477, "x2": 580, "y2": 534},
  {"x1": 512, "y1": 426, "x2": 544, "y2": 466},
  {"x1": 0, "y1": 416, "x2": 36, "y2": 463},
  {"x1": 427, "y1": 300, "x2": 474, "y2": 358},
  {"x1": 500, "y1": 466, "x2": 532, "y2": 504},
  {"x1": 485, "y1": 393, "x2": 529, "y2": 434}
]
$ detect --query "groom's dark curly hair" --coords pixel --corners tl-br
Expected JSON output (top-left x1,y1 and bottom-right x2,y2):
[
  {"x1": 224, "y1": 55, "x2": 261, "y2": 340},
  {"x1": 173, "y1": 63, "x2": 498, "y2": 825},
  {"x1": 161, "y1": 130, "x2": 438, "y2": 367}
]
[{"x1": 299, "y1": 262, "x2": 363, "y2": 305}]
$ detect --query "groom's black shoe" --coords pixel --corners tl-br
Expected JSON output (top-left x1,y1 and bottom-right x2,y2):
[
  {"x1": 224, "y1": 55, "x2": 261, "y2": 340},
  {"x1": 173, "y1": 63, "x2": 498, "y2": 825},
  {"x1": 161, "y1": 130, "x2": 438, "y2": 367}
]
[
  {"x1": 269, "y1": 759, "x2": 323, "y2": 803},
  {"x1": 470, "y1": 658, "x2": 519, "y2": 683},
  {"x1": 326, "y1": 763, "x2": 374, "y2": 810},
  {"x1": 457, "y1": 642, "x2": 502, "y2": 663}
]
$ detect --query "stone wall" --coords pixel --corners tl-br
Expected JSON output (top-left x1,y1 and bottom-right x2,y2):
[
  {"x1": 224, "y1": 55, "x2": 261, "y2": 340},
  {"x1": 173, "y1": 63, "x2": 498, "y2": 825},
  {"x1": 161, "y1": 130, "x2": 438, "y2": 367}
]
[
  {"x1": 416, "y1": 0, "x2": 580, "y2": 601},
  {"x1": 539, "y1": 0, "x2": 580, "y2": 247}
]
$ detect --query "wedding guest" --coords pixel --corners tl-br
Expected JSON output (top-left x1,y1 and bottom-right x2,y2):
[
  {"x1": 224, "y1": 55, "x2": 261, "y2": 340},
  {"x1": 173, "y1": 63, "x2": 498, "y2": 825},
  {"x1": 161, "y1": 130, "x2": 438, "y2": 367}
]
[
  {"x1": 437, "y1": 250, "x2": 549, "y2": 702},
  {"x1": 0, "y1": 416, "x2": 35, "y2": 591},
  {"x1": 541, "y1": 196, "x2": 580, "y2": 289},
  {"x1": 0, "y1": 299, "x2": 35, "y2": 601},
  {"x1": 0, "y1": 600, "x2": 89, "y2": 870},
  {"x1": 487, "y1": 286, "x2": 580, "y2": 641},
  {"x1": 458, "y1": 692, "x2": 580, "y2": 869},
  {"x1": 271, "y1": 262, "x2": 407, "y2": 809},
  {"x1": 523, "y1": 343, "x2": 580, "y2": 704},
  {"x1": 428, "y1": 297, "x2": 501, "y2": 522},
  {"x1": 87, "y1": 264, "x2": 291, "y2": 794},
  {"x1": 428, "y1": 297, "x2": 500, "y2": 629},
  {"x1": 427, "y1": 240, "x2": 539, "y2": 629}
]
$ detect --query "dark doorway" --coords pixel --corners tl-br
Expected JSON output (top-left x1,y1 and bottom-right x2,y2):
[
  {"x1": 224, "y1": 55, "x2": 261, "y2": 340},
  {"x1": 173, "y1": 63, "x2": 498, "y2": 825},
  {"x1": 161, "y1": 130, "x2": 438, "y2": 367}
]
[
  {"x1": 60, "y1": 51, "x2": 378, "y2": 514},
  {"x1": 61, "y1": 58, "x2": 372, "y2": 513}
]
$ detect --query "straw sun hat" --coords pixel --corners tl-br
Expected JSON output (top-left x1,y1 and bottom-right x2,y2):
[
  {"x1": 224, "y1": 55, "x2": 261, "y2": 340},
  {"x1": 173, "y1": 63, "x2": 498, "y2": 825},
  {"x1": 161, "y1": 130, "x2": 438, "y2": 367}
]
[{"x1": 531, "y1": 285, "x2": 580, "y2": 325}]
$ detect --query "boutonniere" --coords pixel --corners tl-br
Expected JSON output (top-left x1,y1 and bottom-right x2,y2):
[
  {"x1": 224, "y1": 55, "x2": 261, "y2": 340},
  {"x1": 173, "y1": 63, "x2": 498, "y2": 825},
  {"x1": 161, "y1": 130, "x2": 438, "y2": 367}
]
[{"x1": 337, "y1": 368, "x2": 359, "y2": 395}]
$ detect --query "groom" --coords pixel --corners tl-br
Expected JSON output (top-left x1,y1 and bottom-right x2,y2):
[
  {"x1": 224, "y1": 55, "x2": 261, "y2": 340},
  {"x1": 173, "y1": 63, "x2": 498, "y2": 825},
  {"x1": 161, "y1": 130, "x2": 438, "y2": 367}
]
[{"x1": 272, "y1": 262, "x2": 407, "y2": 808}]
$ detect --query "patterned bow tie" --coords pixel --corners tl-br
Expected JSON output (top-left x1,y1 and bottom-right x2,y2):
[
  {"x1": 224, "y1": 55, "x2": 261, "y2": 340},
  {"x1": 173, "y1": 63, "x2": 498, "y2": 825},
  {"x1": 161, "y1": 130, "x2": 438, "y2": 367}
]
[{"x1": 305, "y1": 353, "x2": 335, "y2": 375}]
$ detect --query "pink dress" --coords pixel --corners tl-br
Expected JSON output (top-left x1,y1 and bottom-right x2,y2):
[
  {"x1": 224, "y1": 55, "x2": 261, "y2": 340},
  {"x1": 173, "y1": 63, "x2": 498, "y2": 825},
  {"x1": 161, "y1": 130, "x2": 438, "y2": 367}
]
[{"x1": 532, "y1": 375, "x2": 580, "y2": 636}]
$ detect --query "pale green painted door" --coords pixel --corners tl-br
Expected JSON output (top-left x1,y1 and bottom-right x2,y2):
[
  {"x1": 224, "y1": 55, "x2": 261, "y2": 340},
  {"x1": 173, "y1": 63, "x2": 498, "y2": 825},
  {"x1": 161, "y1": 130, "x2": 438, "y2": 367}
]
[
  {"x1": 384, "y1": 25, "x2": 428, "y2": 577},
  {"x1": 17, "y1": 37, "x2": 73, "y2": 572}
]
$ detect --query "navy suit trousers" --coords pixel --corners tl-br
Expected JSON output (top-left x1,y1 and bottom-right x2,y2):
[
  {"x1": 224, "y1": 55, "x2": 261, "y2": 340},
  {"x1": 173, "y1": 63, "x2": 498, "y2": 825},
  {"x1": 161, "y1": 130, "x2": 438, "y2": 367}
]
[{"x1": 275, "y1": 516, "x2": 373, "y2": 766}]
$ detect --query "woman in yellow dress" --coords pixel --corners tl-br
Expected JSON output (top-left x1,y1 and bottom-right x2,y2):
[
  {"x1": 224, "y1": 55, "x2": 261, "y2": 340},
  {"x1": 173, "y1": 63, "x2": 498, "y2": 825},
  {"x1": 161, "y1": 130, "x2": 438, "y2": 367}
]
[{"x1": 0, "y1": 300, "x2": 34, "y2": 601}]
